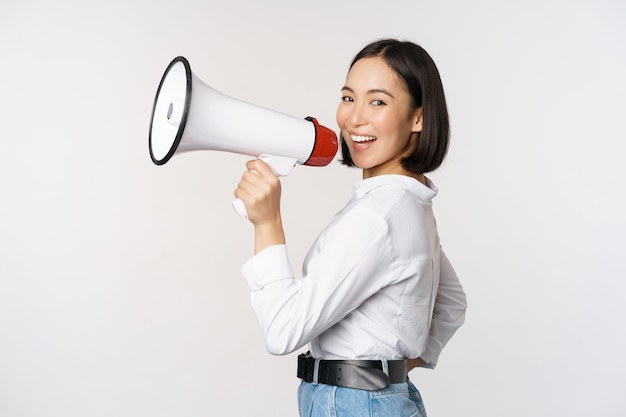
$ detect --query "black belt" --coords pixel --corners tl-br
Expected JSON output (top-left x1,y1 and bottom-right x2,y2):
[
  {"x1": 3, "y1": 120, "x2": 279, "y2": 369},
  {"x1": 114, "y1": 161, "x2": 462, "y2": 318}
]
[{"x1": 297, "y1": 352, "x2": 407, "y2": 391}]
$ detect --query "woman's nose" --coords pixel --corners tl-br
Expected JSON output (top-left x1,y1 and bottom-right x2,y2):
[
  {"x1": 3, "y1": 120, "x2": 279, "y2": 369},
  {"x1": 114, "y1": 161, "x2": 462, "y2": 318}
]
[{"x1": 349, "y1": 102, "x2": 367, "y2": 127}]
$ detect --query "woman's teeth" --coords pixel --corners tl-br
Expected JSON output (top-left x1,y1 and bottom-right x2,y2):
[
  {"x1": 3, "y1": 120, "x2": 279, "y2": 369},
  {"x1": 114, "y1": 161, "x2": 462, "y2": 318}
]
[{"x1": 351, "y1": 135, "x2": 376, "y2": 143}]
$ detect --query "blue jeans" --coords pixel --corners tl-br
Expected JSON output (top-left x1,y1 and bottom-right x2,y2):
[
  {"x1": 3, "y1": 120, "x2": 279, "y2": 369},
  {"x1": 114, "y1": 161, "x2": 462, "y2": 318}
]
[{"x1": 297, "y1": 378, "x2": 427, "y2": 417}]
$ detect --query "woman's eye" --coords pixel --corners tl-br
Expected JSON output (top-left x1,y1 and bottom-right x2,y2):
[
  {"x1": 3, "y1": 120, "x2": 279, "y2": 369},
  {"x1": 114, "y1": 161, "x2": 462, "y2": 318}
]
[
  {"x1": 341, "y1": 96, "x2": 354, "y2": 102},
  {"x1": 371, "y1": 99, "x2": 385, "y2": 106}
]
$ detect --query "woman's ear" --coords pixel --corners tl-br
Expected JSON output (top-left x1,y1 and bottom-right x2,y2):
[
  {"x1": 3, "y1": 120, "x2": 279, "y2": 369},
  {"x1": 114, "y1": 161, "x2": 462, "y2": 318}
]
[{"x1": 412, "y1": 107, "x2": 423, "y2": 133}]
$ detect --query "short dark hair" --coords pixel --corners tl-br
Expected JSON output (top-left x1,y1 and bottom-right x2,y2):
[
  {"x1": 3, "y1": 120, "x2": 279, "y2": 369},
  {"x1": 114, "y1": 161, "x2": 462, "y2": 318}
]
[{"x1": 340, "y1": 39, "x2": 450, "y2": 174}]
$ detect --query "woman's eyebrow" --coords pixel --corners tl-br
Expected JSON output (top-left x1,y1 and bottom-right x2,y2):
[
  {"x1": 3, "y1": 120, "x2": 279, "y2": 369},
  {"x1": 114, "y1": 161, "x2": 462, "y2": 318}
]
[{"x1": 341, "y1": 85, "x2": 395, "y2": 98}]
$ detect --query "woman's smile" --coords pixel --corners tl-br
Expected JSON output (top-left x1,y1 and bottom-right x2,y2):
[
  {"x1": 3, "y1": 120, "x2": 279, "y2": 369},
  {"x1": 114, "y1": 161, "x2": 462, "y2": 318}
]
[{"x1": 350, "y1": 133, "x2": 377, "y2": 143}]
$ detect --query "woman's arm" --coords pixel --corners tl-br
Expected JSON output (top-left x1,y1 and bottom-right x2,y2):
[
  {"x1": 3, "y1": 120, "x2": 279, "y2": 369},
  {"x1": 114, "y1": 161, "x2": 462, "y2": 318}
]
[
  {"x1": 418, "y1": 248, "x2": 467, "y2": 368},
  {"x1": 240, "y1": 204, "x2": 395, "y2": 355}
]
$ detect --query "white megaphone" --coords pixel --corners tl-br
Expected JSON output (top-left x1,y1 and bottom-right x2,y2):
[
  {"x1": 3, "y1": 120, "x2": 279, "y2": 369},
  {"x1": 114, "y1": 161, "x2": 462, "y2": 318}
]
[{"x1": 148, "y1": 56, "x2": 338, "y2": 217}]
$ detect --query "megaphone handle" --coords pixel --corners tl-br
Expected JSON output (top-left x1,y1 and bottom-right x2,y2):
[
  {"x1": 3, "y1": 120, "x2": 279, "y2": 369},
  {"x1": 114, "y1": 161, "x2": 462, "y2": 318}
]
[
  {"x1": 258, "y1": 154, "x2": 297, "y2": 176},
  {"x1": 232, "y1": 154, "x2": 298, "y2": 219},
  {"x1": 232, "y1": 198, "x2": 248, "y2": 218}
]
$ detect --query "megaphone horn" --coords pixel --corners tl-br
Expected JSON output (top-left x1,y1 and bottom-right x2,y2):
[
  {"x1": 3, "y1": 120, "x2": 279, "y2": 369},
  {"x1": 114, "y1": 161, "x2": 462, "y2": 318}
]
[{"x1": 148, "y1": 56, "x2": 338, "y2": 175}]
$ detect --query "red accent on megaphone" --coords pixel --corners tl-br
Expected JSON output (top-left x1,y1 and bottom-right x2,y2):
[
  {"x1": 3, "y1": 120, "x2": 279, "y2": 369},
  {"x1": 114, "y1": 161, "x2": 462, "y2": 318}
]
[{"x1": 304, "y1": 117, "x2": 338, "y2": 166}]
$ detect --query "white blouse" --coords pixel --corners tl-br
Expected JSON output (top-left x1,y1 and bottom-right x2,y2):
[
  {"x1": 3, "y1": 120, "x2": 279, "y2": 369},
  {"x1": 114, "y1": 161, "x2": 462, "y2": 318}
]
[{"x1": 241, "y1": 174, "x2": 466, "y2": 368}]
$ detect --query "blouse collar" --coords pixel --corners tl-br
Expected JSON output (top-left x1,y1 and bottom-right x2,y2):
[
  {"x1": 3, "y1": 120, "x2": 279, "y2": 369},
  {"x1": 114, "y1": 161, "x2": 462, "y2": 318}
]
[{"x1": 353, "y1": 174, "x2": 438, "y2": 202}]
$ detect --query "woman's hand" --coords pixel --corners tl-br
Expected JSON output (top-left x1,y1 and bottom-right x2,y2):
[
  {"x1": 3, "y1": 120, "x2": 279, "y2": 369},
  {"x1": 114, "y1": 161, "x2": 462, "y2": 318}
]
[
  {"x1": 235, "y1": 159, "x2": 281, "y2": 224},
  {"x1": 234, "y1": 158, "x2": 286, "y2": 253},
  {"x1": 406, "y1": 357, "x2": 423, "y2": 372}
]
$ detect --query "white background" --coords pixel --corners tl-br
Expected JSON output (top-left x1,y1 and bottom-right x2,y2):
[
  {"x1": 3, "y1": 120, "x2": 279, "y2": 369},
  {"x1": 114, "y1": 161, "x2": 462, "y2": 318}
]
[{"x1": 1, "y1": 0, "x2": 625, "y2": 416}]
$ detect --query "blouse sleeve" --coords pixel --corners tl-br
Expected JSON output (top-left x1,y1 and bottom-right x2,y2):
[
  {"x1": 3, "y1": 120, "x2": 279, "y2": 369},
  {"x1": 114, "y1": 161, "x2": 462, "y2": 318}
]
[
  {"x1": 241, "y1": 207, "x2": 395, "y2": 356},
  {"x1": 418, "y1": 248, "x2": 467, "y2": 368}
]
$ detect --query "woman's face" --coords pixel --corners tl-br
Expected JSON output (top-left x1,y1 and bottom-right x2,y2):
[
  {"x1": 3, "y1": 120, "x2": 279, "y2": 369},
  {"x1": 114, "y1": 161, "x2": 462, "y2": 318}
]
[{"x1": 336, "y1": 56, "x2": 422, "y2": 179}]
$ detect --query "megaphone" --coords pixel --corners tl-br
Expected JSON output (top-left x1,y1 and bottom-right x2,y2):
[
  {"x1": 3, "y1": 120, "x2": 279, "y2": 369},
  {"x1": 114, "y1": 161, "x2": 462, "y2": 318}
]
[{"x1": 148, "y1": 56, "x2": 338, "y2": 217}]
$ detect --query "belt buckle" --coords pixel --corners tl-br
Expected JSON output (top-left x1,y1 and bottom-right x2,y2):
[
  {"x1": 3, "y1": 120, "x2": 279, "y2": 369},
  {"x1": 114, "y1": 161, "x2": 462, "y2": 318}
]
[{"x1": 297, "y1": 352, "x2": 315, "y2": 382}]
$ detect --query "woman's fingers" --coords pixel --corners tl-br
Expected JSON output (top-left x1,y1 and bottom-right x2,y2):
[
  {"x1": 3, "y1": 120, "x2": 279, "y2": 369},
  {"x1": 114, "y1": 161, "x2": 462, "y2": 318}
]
[{"x1": 234, "y1": 159, "x2": 281, "y2": 224}]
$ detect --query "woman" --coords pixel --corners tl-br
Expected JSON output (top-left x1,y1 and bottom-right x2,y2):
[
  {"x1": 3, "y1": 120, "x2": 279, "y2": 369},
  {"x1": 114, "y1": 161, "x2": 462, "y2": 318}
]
[{"x1": 235, "y1": 39, "x2": 467, "y2": 417}]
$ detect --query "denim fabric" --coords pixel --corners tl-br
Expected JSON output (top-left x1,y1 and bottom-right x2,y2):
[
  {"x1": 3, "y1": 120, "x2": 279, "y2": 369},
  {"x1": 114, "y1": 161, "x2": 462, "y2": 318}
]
[{"x1": 297, "y1": 377, "x2": 427, "y2": 417}]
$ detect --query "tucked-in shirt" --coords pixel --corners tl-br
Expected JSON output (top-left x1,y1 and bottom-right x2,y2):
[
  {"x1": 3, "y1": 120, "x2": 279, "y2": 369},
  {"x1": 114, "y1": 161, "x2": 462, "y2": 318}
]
[{"x1": 241, "y1": 174, "x2": 466, "y2": 368}]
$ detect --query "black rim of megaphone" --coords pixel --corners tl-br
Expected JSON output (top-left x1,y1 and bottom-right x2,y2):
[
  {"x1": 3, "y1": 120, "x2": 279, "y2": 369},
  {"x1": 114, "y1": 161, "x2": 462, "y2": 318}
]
[{"x1": 148, "y1": 56, "x2": 192, "y2": 165}]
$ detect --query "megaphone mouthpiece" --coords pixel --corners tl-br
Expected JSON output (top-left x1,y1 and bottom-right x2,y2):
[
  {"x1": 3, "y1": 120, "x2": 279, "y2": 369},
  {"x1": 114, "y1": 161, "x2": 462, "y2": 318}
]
[{"x1": 304, "y1": 117, "x2": 339, "y2": 167}]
